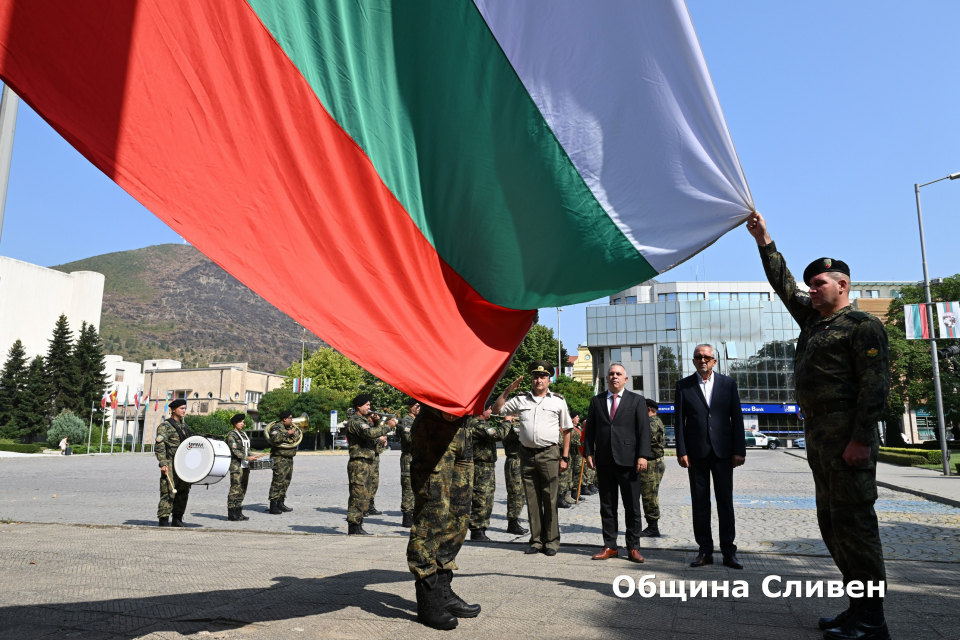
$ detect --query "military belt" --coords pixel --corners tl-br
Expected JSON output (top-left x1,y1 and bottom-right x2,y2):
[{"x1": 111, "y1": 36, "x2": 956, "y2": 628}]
[
  {"x1": 521, "y1": 443, "x2": 557, "y2": 453},
  {"x1": 804, "y1": 400, "x2": 853, "y2": 419}
]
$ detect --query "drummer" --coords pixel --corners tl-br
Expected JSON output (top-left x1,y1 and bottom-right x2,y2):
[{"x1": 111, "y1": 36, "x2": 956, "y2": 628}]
[
  {"x1": 226, "y1": 413, "x2": 260, "y2": 522},
  {"x1": 155, "y1": 399, "x2": 193, "y2": 527}
]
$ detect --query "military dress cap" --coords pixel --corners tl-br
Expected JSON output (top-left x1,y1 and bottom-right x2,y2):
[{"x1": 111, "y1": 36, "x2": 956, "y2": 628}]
[
  {"x1": 803, "y1": 257, "x2": 850, "y2": 286},
  {"x1": 352, "y1": 393, "x2": 373, "y2": 408},
  {"x1": 230, "y1": 413, "x2": 246, "y2": 425},
  {"x1": 405, "y1": 397, "x2": 419, "y2": 407},
  {"x1": 169, "y1": 399, "x2": 187, "y2": 410},
  {"x1": 528, "y1": 359, "x2": 555, "y2": 376},
  {"x1": 278, "y1": 410, "x2": 294, "y2": 420}
]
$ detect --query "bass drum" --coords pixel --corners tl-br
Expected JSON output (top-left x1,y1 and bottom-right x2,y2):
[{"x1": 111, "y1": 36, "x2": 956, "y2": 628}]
[{"x1": 173, "y1": 436, "x2": 231, "y2": 485}]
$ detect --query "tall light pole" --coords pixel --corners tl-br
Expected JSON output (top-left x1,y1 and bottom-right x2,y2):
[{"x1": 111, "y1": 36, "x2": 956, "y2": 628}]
[
  {"x1": 556, "y1": 307, "x2": 563, "y2": 377},
  {"x1": 914, "y1": 171, "x2": 959, "y2": 476}
]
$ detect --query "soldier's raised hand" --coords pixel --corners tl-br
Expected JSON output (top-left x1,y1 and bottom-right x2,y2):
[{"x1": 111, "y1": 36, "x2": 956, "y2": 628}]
[{"x1": 746, "y1": 211, "x2": 772, "y2": 246}]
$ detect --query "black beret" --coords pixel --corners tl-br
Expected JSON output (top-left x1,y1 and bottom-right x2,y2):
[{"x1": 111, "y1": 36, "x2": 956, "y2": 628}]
[
  {"x1": 569, "y1": 410, "x2": 580, "y2": 419},
  {"x1": 528, "y1": 359, "x2": 555, "y2": 376},
  {"x1": 278, "y1": 410, "x2": 294, "y2": 420},
  {"x1": 352, "y1": 393, "x2": 373, "y2": 409},
  {"x1": 405, "y1": 397, "x2": 419, "y2": 407},
  {"x1": 230, "y1": 413, "x2": 246, "y2": 425},
  {"x1": 645, "y1": 398, "x2": 660, "y2": 411},
  {"x1": 802, "y1": 257, "x2": 850, "y2": 286},
  {"x1": 169, "y1": 399, "x2": 186, "y2": 410}
]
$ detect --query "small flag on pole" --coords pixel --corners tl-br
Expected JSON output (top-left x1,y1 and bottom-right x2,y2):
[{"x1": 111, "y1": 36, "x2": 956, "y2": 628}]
[
  {"x1": 110, "y1": 389, "x2": 119, "y2": 410},
  {"x1": 304, "y1": 377, "x2": 312, "y2": 393},
  {"x1": 936, "y1": 302, "x2": 960, "y2": 339},
  {"x1": 292, "y1": 378, "x2": 301, "y2": 393},
  {"x1": 163, "y1": 392, "x2": 171, "y2": 412},
  {"x1": 101, "y1": 390, "x2": 110, "y2": 410},
  {"x1": 904, "y1": 303, "x2": 932, "y2": 340}
]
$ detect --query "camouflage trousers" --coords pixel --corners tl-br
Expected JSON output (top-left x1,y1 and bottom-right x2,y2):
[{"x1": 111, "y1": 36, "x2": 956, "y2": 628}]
[
  {"x1": 157, "y1": 469, "x2": 191, "y2": 518},
  {"x1": 406, "y1": 412, "x2": 472, "y2": 580},
  {"x1": 504, "y1": 455, "x2": 525, "y2": 519},
  {"x1": 469, "y1": 461, "x2": 496, "y2": 530},
  {"x1": 639, "y1": 457, "x2": 665, "y2": 522},
  {"x1": 369, "y1": 454, "x2": 380, "y2": 508},
  {"x1": 583, "y1": 464, "x2": 597, "y2": 487},
  {"x1": 227, "y1": 467, "x2": 249, "y2": 509},
  {"x1": 558, "y1": 462, "x2": 572, "y2": 500},
  {"x1": 400, "y1": 451, "x2": 414, "y2": 513},
  {"x1": 570, "y1": 454, "x2": 586, "y2": 500},
  {"x1": 807, "y1": 417, "x2": 886, "y2": 588},
  {"x1": 347, "y1": 457, "x2": 376, "y2": 524},
  {"x1": 268, "y1": 456, "x2": 294, "y2": 501}
]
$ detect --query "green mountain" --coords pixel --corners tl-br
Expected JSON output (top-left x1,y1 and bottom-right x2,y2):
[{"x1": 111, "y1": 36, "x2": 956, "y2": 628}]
[{"x1": 51, "y1": 244, "x2": 325, "y2": 373}]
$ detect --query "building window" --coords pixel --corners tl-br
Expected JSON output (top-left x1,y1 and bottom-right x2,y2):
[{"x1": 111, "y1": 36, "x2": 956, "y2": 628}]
[
  {"x1": 891, "y1": 290, "x2": 900, "y2": 299},
  {"x1": 612, "y1": 298, "x2": 621, "y2": 305},
  {"x1": 199, "y1": 402, "x2": 209, "y2": 413},
  {"x1": 866, "y1": 290, "x2": 880, "y2": 298},
  {"x1": 658, "y1": 294, "x2": 665, "y2": 302},
  {"x1": 665, "y1": 313, "x2": 677, "y2": 330},
  {"x1": 850, "y1": 291, "x2": 862, "y2": 299},
  {"x1": 632, "y1": 375, "x2": 643, "y2": 391},
  {"x1": 174, "y1": 390, "x2": 187, "y2": 400},
  {"x1": 246, "y1": 391, "x2": 263, "y2": 404},
  {"x1": 610, "y1": 347, "x2": 621, "y2": 362},
  {"x1": 631, "y1": 346, "x2": 643, "y2": 360},
  {"x1": 114, "y1": 370, "x2": 124, "y2": 382},
  {"x1": 625, "y1": 296, "x2": 637, "y2": 304},
  {"x1": 657, "y1": 345, "x2": 681, "y2": 402}
]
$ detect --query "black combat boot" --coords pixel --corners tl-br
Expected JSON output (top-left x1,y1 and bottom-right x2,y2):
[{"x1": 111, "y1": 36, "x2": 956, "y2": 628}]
[
  {"x1": 158, "y1": 517, "x2": 170, "y2": 527},
  {"x1": 587, "y1": 484, "x2": 599, "y2": 495},
  {"x1": 819, "y1": 597, "x2": 858, "y2": 630},
  {"x1": 415, "y1": 573, "x2": 458, "y2": 630},
  {"x1": 269, "y1": 500, "x2": 283, "y2": 515},
  {"x1": 824, "y1": 598, "x2": 890, "y2": 640},
  {"x1": 365, "y1": 500, "x2": 382, "y2": 516},
  {"x1": 437, "y1": 569, "x2": 481, "y2": 618},
  {"x1": 640, "y1": 521, "x2": 661, "y2": 537},
  {"x1": 571, "y1": 489, "x2": 585, "y2": 501},
  {"x1": 171, "y1": 514, "x2": 186, "y2": 527},
  {"x1": 236, "y1": 507, "x2": 249, "y2": 521},
  {"x1": 506, "y1": 519, "x2": 528, "y2": 535},
  {"x1": 470, "y1": 528, "x2": 491, "y2": 542},
  {"x1": 348, "y1": 522, "x2": 371, "y2": 535},
  {"x1": 278, "y1": 499, "x2": 293, "y2": 512},
  {"x1": 227, "y1": 508, "x2": 239, "y2": 521},
  {"x1": 401, "y1": 512, "x2": 413, "y2": 528},
  {"x1": 557, "y1": 497, "x2": 572, "y2": 509}
]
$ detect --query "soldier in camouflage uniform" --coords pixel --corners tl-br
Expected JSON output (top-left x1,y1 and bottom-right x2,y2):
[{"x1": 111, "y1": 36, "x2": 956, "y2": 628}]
[
  {"x1": 639, "y1": 399, "x2": 666, "y2": 537},
  {"x1": 501, "y1": 416, "x2": 528, "y2": 535},
  {"x1": 399, "y1": 398, "x2": 419, "y2": 527},
  {"x1": 578, "y1": 411, "x2": 599, "y2": 495},
  {"x1": 407, "y1": 404, "x2": 478, "y2": 630},
  {"x1": 226, "y1": 413, "x2": 259, "y2": 521},
  {"x1": 365, "y1": 434, "x2": 384, "y2": 516},
  {"x1": 557, "y1": 425, "x2": 574, "y2": 509},
  {"x1": 345, "y1": 394, "x2": 394, "y2": 534},
  {"x1": 267, "y1": 410, "x2": 299, "y2": 514},
  {"x1": 468, "y1": 409, "x2": 508, "y2": 541},
  {"x1": 749, "y1": 211, "x2": 890, "y2": 640},
  {"x1": 155, "y1": 399, "x2": 192, "y2": 527},
  {"x1": 568, "y1": 412, "x2": 588, "y2": 502}
]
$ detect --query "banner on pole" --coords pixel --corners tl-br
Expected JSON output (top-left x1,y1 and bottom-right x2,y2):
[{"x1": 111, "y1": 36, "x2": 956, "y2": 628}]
[
  {"x1": 936, "y1": 302, "x2": 960, "y2": 339},
  {"x1": 904, "y1": 303, "x2": 932, "y2": 340}
]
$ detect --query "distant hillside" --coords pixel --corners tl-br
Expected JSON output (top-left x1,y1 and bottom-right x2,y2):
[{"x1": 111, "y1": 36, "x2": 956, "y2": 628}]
[{"x1": 51, "y1": 244, "x2": 325, "y2": 372}]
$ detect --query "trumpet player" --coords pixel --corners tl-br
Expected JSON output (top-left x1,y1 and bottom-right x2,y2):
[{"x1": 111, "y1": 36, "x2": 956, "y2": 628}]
[
  {"x1": 268, "y1": 410, "x2": 299, "y2": 515},
  {"x1": 226, "y1": 413, "x2": 260, "y2": 521},
  {"x1": 346, "y1": 394, "x2": 395, "y2": 535}
]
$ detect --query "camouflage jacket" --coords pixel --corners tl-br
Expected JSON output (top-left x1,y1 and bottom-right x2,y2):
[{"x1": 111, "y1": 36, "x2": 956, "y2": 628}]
[
  {"x1": 154, "y1": 417, "x2": 191, "y2": 467},
  {"x1": 398, "y1": 414, "x2": 415, "y2": 454},
  {"x1": 648, "y1": 415, "x2": 665, "y2": 460},
  {"x1": 225, "y1": 429, "x2": 250, "y2": 472},
  {"x1": 268, "y1": 421, "x2": 299, "y2": 458},
  {"x1": 346, "y1": 413, "x2": 391, "y2": 460},
  {"x1": 501, "y1": 421, "x2": 521, "y2": 458},
  {"x1": 760, "y1": 242, "x2": 890, "y2": 445},
  {"x1": 569, "y1": 425, "x2": 583, "y2": 460},
  {"x1": 469, "y1": 416, "x2": 508, "y2": 464}
]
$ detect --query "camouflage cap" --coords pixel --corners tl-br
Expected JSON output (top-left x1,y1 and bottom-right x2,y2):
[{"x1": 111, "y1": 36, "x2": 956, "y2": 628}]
[{"x1": 803, "y1": 257, "x2": 850, "y2": 286}]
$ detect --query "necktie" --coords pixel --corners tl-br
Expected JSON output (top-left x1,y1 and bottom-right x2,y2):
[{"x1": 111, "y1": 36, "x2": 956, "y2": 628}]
[{"x1": 610, "y1": 394, "x2": 618, "y2": 421}]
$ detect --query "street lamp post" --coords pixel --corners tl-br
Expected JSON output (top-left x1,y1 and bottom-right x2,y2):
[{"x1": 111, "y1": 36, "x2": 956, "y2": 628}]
[{"x1": 914, "y1": 172, "x2": 959, "y2": 476}]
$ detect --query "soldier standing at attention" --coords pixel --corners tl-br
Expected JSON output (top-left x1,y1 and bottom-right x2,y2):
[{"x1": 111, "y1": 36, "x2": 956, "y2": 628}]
[
  {"x1": 267, "y1": 410, "x2": 298, "y2": 515},
  {"x1": 748, "y1": 211, "x2": 891, "y2": 640},
  {"x1": 556, "y1": 421, "x2": 574, "y2": 510},
  {"x1": 345, "y1": 394, "x2": 394, "y2": 535},
  {"x1": 365, "y1": 418, "x2": 386, "y2": 517},
  {"x1": 568, "y1": 411, "x2": 589, "y2": 502},
  {"x1": 399, "y1": 398, "x2": 419, "y2": 528},
  {"x1": 226, "y1": 413, "x2": 259, "y2": 521},
  {"x1": 407, "y1": 404, "x2": 479, "y2": 630},
  {"x1": 501, "y1": 416, "x2": 528, "y2": 535},
  {"x1": 639, "y1": 398, "x2": 666, "y2": 538},
  {"x1": 468, "y1": 407, "x2": 507, "y2": 541},
  {"x1": 155, "y1": 399, "x2": 192, "y2": 527}
]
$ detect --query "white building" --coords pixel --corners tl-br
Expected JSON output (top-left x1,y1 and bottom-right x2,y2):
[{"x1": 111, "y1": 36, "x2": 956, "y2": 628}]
[
  {"x1": 103, "y1": 355, "x2": 144, "y2": 443},
  {"x1": 0, "y1": 256, "x2": 105, "y2": 359}
]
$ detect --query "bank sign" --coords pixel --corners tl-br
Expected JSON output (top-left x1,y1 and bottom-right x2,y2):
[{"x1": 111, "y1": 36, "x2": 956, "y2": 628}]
[{"x1": 657, "y1": 404, "x2": 799, "y2": 414}]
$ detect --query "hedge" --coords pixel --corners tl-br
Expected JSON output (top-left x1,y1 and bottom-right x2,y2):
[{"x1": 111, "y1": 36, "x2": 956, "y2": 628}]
[
  {"x1": 880, "y1": 447, "x2": 942, "y2": 465},
  {"x1": 877, "y1": 451, "x2": 926, "y2": 466},
  {"x1": 0, "y1": 443, "x2": 44, "y2": 454}
]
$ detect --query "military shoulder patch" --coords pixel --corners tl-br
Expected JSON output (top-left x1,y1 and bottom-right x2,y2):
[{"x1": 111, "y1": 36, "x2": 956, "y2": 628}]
[
  {"x1": 866, "y1": 348, "x2": 879, "y2": 358},
  {"x1": 486, "y1": 427, "x2": 497, "y2": 436},
  {"x1": 156, "y1": 435, "x2": 164, "y2": 442},
  {"x1": 231, "y1": 443, "x2": 237, "y2": 448}
]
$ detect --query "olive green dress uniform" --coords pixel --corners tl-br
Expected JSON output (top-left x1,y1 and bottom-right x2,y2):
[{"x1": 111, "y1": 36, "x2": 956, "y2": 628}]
[
  {"x1": 155, "y1": 416, "x2": 192, "y2": 519},
  {"x1": 639, "y1": 414, "x2": 666, "y2": 526},
  {"x1": 760, "y1": 244, "x2": 890, "y2": 592},
  {"x1": 345, "y1": 413, "x2": 391, "y2": 525},
  {"x1": 501, "y1": 423, "x2": 525, "y2": 520},
  {"x1": 225, "y1": 429, "x2": 250, "y2": 509},
  {"x1": 469, "y1": 416, "x2": 508, "y2": 531},
  {"x1": 267, "y1": 422, "x2": 299, "y2": 502},
  {"x1": 399, "y1": 414, "x2": 416, "y2": 514}
]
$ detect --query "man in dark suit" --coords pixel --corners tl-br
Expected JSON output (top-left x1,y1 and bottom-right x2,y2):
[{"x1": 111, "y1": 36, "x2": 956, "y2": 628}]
[
  {"x1": 584, "y1": 363, "x2": 652, "y2": 563},
  {"x1": 675, "y1": 344, "x2": 747, "y2": 569}
]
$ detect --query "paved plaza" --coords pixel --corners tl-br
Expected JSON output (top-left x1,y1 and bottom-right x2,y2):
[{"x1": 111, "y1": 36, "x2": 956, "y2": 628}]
[{"x1": 0, "y1": 450, "x2": 958, "y2": 638}]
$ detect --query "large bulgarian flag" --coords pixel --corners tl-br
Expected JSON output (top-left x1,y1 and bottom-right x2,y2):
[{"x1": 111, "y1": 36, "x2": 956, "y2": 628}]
[{"x1": 0, "y1": 0, "x2": 753, "y2": 413}]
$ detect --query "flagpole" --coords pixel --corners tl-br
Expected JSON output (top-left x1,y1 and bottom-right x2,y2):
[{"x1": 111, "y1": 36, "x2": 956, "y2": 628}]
[
  {"x1": 86, "y1": 400, "x2": 94, "y2": 455},
  {"x1": 0, "y1": 85, "x2": 19, "y2": 249},
  {"x1": 130, "y1": 393, "x2": 139, "y2": 454},
  {"x1": 99, "y1": 411, "x2": 105, "y2": 454},
  {"x1": 121, "y1": 397, "x2": 129, "y2": 453}
]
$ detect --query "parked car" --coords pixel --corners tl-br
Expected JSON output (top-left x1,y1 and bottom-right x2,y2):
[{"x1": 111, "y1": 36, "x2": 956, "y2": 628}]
[
  {"x1": 664, "y1": 427, "x2": 676, "y2": 448},
  {"x1": 744, "y1": 429, "x2": 780, "y2": 449},
  {"x1": 794, "y1": 437, "x2": 805, "y2": 449},
  {"x1": 386, "y1": 436, "x2": 402, "y2": 451},
  {"x1": 333, "y1": 436, "x2": 348, "y2": 450}
]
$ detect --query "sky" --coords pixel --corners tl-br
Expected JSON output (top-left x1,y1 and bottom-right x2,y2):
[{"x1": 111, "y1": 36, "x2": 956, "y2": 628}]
[{"x1": 0, "y1": 1, "x2": 958, "y2": 352}]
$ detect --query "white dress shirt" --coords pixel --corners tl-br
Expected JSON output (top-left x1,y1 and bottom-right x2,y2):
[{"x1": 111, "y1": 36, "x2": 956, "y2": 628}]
[
  {"x1": 698, "y1": 372, "x2": 715, "y2": 408},
  {"x1": 500, "y1": 390, "x2": 573, "y2": 448}
]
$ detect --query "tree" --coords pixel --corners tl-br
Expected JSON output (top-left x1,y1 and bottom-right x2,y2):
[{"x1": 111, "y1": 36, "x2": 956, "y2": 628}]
[
  {"x1": 14, "y1": 356, "x2": 49, "y2": 443},
  {"x1": 47, "y1": 409, "x2": 87, "y2": 445},
  {"x1": 257, "y1": 387, "x2": 296, "y2": 423},
  {"x1": 73, "y1": 322, "x2": 109, "y2": 425},
  {"x1": 492, "y1": 324, "x2": 569, "y2": 399},
  {"x1": 280, "y1": 347, "x2": 365, "y2": 393},
  {"x1": 357, "y1": 370, "x2": 405, "y2": 413},
  {"x1": 549, "y1": 375, "x2": 594, "y2": 416},
  {"x1": 291, "y1": 388, "x2": 352, "y2": 434},
  {"x1": 0, "y1": 339, "x2": 28, "y2": 433},
  {"x1": 184, "y1": 409, "x2": 252, "y2": 439},
  {"x1": 45, "y1": 314, "x2": 79, "y2": 416}
]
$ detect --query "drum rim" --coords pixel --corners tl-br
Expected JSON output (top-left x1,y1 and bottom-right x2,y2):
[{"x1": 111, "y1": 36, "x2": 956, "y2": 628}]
[{"x1": 174, "y1": 435, "x2": 228, "y2": 483}]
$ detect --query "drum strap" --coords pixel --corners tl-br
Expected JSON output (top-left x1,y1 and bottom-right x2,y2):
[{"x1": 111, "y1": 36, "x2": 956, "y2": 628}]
[{"x1": 169, "y1": 419, "x2": 190, "y2": 443}]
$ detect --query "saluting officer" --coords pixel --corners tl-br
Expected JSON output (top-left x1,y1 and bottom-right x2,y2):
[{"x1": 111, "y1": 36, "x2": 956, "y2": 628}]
[
  {"x1": 749, "y1": 211, "x2": 891, "y2": 640},
  {"x1": 399, "y1": 398, "x2": 420, "y2": 528},
  {"x1": 155, "y1": 399, "x2": 192, "y2": 527},
  {"x1": 267, "y1": 410, "x2": 299, "y2": 515},
  {"x1": 225, "y1": 413, "x2": 259, "y2": 521}
]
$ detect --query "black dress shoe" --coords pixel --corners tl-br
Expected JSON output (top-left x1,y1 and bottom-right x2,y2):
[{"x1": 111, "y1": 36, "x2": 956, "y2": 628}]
[
  {"x1": 823, "y1": 618, "x2": 890, "y2": 640},
  {"x1": 722, "y1": 554, "x2": 743, "y2": 570},
  {"x1": 690, "y1": 553, "x2": 714, "y2": 567},
  {"x1": 524, "y1": 546, "x2": 540, "y2": 555},
  {"x1": 542, "y1": 548, "x2": 557, "y2": 557}
]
